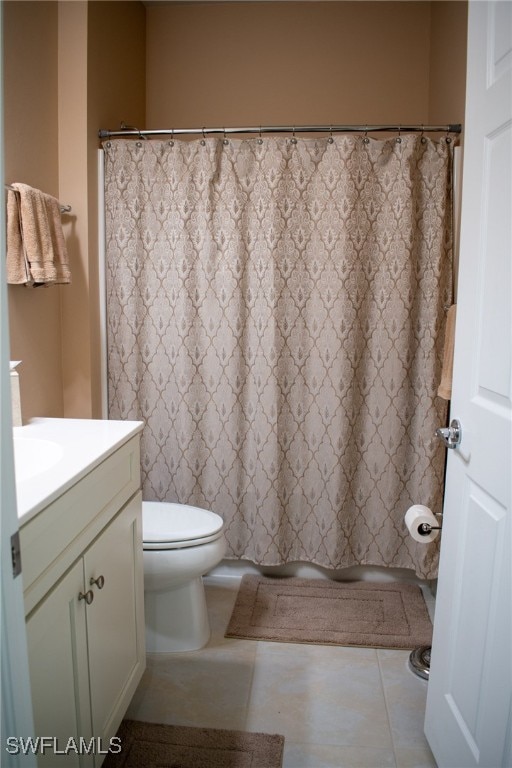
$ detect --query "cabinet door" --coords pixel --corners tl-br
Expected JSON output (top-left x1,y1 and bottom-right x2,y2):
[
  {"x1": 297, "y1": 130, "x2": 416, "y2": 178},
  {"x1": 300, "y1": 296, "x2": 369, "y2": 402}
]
[
  {"x1": 84, "y1": 492, "x2": 145, "y2": 748},
  {"x1": 26, "y1": 559, "x2": 94, "y2": 767}
]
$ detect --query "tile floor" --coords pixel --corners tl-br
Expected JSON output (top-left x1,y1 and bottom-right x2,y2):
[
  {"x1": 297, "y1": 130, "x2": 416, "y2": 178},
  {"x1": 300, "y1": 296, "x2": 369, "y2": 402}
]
[{"x1": 126, "y1": 576, "x2": 438, "y2": 768}]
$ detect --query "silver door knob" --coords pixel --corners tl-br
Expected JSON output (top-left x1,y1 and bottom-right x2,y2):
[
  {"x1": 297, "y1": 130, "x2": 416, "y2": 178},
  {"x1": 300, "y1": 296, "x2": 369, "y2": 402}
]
[{"x1": 435, "y1": 419, "x2": 462, "y2": 449}]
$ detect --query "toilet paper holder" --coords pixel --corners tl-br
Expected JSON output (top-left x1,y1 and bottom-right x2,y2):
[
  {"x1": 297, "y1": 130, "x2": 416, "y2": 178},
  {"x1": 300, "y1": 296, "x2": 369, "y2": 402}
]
[
  {"x1": 417, "y1": 521, "x2": 442, "y2": 536},
  {"x1": 417, "y1": 510, "x2": 443, "y2": 536},
  {"x1": 405, "y1": 505, "x2": 443, "y2": 543}
]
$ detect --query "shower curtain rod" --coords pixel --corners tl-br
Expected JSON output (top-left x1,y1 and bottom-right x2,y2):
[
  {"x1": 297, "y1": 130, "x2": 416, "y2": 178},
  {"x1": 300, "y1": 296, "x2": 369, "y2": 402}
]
[{"x1": 98, "y1": 123, "x2": 462, "y2": 140}]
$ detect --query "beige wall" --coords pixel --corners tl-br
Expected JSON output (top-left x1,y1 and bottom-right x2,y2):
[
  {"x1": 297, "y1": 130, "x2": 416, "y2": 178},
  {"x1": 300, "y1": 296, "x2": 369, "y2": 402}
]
[
  {"x1": 4, "y1": 1, "x2": 64, "y2": 421},
  {"x1": 146, "y1": 1, "x2": 433, "y2": 128},
  {"x1": 4, "y1": 1, "x2": 466, "y2": 423},
  {"x1": 429, "y1": 1, "x2": 468, "y2": 302},
  {"x1": 87, "y1": 0, "x2": 146, "y2": 416},
  {"x1": 4, "y1": 0, "x2": 145, "y2": 422},
  {"x1": 58, "y1": 1, "x2": 92, "y2": 418},
  {"x1": 429, "y1": 1, "x2": 468, "y2": 126}
]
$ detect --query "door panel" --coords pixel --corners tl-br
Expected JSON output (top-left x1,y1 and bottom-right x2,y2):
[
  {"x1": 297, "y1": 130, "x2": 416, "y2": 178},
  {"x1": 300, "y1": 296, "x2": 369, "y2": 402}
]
[
  {"x1": 85, "y1": 493, "x2": 145, "y2": 744},
  {"x1": 424, "y1": 2, "x2": 511, "y2": 766},
  {"x1": 26, "y1": 560, "x2": 93, "y2": 767}
]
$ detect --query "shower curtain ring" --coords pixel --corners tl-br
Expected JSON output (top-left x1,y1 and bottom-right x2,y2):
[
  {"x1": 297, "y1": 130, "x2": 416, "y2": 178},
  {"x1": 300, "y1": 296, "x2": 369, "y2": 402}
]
[
  {"x1": 291, "y1": 126, "x2": 297, "y2": 144},
  {"x1": 223, "y1": 127, "x2": 229, "y2": 145},
  {"x1": 421, "y1": 124, "x2": 426, "y2": 144},
  {"x1": 258, "y1": 126, "x2": 263, "y2": 144},
  {"x1": 445, "y1": 128, "x2": 452, "y2": 145},
  {"x1": 328, "y1": 125, "x2": 334, "y2": 144},
  {"x1": 201, "y1": 127, "x2": 206, "y2": 146},
  {"x1": 169, "y1": 128, "x2": 175, "y2": 147},
  {"x1": 364, "y1": 125, "x2": 369, "y2": 145},
  {"x1": 396, "y1": 125, "x2": 402, "y2": 144},
  {"x1": 120, "y1": 121, "x2": 146, "y2": 143}
]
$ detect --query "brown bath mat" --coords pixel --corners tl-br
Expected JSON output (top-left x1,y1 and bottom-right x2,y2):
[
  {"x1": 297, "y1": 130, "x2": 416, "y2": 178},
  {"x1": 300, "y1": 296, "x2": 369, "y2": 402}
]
[
  {"x1": 225, "y1": 575, "x2": 432, "y2": 650},
  {"x1": 103, "y1": 720, "x2": 284, "y2": 768}
]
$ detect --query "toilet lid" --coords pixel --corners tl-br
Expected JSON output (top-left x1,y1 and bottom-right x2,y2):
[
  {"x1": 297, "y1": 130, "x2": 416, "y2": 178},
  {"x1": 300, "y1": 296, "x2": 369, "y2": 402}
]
[{"x1": 142, "y1": 501, "x2": 224, "y2": 547}]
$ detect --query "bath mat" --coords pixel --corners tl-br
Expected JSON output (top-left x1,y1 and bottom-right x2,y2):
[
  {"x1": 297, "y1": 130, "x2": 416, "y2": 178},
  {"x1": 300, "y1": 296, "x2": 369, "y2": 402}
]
[
  {"x1": 102, "y1": 720, "x2": 284, "y2": 768},
  {"x1": 225, "y1": 575, "x2": 432, "y2": 650}
]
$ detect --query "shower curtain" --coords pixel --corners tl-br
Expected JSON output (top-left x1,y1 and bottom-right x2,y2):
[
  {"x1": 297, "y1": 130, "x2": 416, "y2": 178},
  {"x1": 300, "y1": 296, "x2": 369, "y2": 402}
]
[{"x1": 103, "y1": 134, "x2": 453, "y2": 579}]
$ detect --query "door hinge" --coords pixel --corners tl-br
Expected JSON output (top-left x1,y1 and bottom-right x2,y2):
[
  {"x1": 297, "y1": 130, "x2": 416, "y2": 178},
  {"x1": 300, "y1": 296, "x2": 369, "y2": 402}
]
[{"x1": 11, "y1": 531, "x2": 22, "y2": 578}]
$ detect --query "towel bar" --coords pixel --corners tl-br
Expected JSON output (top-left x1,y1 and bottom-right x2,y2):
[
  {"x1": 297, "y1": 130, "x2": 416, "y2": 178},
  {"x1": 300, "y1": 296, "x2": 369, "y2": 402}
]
[{"x1": 5, "y1": 184, "x2": 72, "y2": 214}]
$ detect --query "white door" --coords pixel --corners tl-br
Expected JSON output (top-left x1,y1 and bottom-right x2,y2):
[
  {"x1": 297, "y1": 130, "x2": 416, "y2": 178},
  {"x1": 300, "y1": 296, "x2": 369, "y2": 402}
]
[{"x1": 424, "y1": 2, "x2": 512, "y2": 767}]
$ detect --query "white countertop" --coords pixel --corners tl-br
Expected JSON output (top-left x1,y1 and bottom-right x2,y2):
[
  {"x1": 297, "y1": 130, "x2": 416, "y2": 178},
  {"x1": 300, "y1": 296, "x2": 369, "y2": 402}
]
[{"x1": 14, "y1": 418, "x2": 144, "y2": 525}]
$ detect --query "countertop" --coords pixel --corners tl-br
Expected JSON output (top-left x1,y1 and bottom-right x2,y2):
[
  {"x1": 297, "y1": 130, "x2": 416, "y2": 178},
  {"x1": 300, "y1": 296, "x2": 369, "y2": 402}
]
[{"x1": 14, "y1": 418, "x2": 144, "y2": 525}]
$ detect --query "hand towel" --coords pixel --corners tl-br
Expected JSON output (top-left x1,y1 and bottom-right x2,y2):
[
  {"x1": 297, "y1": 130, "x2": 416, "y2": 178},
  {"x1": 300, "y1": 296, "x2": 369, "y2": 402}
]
[
  {"x1": 7, "y1": 182, "x2": 71, "y2": 286},
  {"x1": 6, "y1": 188, "x2": 31, "y2": 284},
  {"x1": 437, "y1": 303, "x2": 457, "y2": 400},
  {"x1": 43, "y1": 192, "x2": 71, "y2": 284}
]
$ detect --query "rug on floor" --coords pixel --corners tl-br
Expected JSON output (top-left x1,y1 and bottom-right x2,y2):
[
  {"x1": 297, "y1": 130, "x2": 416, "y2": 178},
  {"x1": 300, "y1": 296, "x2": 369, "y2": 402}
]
[
  {"x1": 102, "y1": 720, "x2": 285, "y2": 768},
  {"x1": 225, "y1": 575, "x2": 432, "y2": 649}
]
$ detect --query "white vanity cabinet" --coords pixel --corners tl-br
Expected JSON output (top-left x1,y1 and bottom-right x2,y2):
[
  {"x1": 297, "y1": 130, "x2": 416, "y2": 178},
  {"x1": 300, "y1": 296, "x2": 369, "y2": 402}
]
[{"x1": 19, "y1": 428, "x2": 145, "y2": 767}]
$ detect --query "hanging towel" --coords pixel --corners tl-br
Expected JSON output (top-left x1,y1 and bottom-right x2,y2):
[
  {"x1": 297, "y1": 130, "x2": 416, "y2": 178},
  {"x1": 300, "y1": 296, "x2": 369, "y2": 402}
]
[
  {"x1": 6, "y1": 189, "x2": 31, "y2": 284},
  {"x1": 438, "y1": 303, "x2": 457, "y2": 400},
  {"x1": 6, "y1": 182, "x2": 71, "y2": 286}
]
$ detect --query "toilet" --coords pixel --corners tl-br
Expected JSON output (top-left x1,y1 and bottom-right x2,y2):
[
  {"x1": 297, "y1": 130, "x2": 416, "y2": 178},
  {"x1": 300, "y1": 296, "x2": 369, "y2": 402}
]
[{"x1": 142, "y1": 501, "x2": 227, "y2": 653}]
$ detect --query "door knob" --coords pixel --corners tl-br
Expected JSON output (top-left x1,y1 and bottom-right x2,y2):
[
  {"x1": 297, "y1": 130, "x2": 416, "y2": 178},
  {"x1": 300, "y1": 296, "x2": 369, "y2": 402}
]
[{"x1": 435, "y1": 419, "x2": 462, "y2": 449}]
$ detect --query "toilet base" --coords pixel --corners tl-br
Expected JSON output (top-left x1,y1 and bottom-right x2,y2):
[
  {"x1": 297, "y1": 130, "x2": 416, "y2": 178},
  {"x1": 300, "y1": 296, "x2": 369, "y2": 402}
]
[{"x1": 144, "y1": 576, "x2": 211, "y2": 653}]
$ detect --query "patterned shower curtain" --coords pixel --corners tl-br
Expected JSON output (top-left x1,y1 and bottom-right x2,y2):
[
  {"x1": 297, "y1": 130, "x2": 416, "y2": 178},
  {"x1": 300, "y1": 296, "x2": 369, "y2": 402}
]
[{"x1": 103, "y1": 134, "x2": 453, "y2": 579}]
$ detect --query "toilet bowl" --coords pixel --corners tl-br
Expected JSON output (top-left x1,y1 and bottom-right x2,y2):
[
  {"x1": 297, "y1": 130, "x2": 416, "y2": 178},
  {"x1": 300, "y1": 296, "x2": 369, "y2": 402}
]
[{"x1": 142, "y1": 501, "x2": 226, "y2": 653}]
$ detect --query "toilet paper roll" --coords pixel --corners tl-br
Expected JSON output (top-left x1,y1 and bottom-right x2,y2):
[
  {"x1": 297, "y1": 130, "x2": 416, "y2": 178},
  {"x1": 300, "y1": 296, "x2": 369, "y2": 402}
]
[{"x1": 405, "y1": 505, "x2": 440, "y2": 543}]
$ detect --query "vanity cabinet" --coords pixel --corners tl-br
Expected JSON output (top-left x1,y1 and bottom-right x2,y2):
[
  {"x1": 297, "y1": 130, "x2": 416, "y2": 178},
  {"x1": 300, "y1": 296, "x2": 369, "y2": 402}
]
[{"x1": 20, "y1": 432, "x2": 145, "y2": 767}]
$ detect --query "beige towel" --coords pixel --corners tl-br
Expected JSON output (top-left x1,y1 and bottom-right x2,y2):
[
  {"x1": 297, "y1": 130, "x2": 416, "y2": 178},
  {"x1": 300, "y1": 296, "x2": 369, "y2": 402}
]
[
  {"x1": 438, "y1": 304, "x2": 457, "y2": 400},
  {"x1": 6, "y1": 189, "x2": 31, "y2": 284},
  {"x1": 6, "y1": 182, "x2": 71, "y2": 286}
]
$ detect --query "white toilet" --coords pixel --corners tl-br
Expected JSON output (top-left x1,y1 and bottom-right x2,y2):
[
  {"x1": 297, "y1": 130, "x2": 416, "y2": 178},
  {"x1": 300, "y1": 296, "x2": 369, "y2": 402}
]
[{"x1": 142, "y1": 501, "x2": 227, "y2": 653}]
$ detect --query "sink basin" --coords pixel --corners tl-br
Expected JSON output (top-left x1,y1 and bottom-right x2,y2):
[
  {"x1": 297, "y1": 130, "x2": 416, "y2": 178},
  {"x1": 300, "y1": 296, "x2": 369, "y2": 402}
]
[
  {"x1": 13, "y1": 437, "x2": 64, "y2": 482},
  {"x1": 13, "y1": 418, "x2": 144, "y2": 524}
]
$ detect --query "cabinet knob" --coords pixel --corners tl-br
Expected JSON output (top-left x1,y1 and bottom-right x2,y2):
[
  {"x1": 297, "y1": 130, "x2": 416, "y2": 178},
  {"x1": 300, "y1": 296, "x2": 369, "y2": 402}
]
[
  {"x1": 78, "y1": 589, "x2": 94, "y2": 605},
  {"x1": 90, "y1": 575, "x2": 105, "y2": 590}
]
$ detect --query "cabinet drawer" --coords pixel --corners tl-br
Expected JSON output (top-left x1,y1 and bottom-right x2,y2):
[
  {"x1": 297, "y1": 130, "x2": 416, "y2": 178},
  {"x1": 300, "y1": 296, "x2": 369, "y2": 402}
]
[{"x1": 21, "y1": 436, "x2": 140, "y2": 615}]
